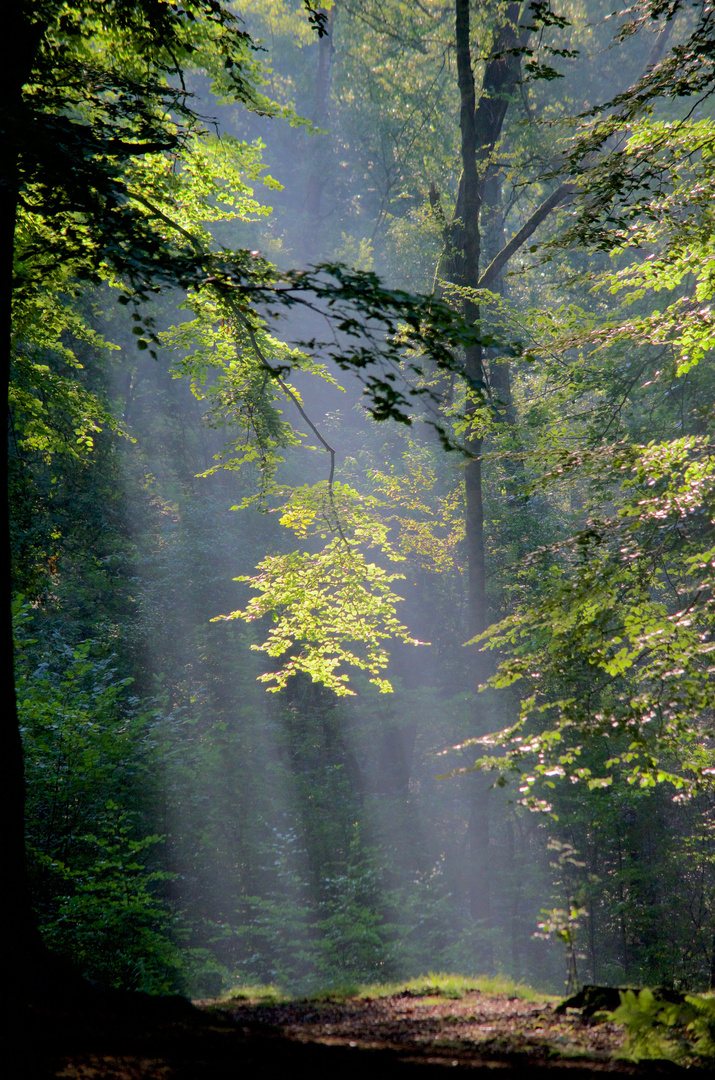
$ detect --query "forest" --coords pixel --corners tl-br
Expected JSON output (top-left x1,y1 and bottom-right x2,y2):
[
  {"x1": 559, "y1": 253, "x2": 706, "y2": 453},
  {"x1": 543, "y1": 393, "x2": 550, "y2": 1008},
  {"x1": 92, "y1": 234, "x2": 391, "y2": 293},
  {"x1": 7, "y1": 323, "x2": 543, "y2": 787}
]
[{"x1": 5, "y1": 1, "x2": 715, "y2": 1066}]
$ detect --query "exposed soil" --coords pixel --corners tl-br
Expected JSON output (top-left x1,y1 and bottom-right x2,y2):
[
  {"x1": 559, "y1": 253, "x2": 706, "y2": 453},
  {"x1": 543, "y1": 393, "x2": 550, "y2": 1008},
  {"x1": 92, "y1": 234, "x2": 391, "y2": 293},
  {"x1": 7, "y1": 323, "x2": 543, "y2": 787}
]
[
  {"x1": 8, "y1": 987, "x2": 705, "y2": 1079},
  {"x1": 213, "y1": 987, "x2": 626, "y2": 1064}
]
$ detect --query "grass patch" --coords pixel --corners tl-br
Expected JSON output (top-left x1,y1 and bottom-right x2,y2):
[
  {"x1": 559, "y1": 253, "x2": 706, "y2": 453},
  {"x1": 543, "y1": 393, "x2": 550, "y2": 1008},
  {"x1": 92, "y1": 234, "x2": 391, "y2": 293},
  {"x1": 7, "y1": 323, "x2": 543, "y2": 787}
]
[
  {"x1": 218, "y1": 983, "x2": 288, "y2": 1005},
  {"x1": 354, "y1": 973, "x2": 556, "y2": 1003},
  {"x1": 215, "y1": 973, "x2": 556, "y2": 1007}
]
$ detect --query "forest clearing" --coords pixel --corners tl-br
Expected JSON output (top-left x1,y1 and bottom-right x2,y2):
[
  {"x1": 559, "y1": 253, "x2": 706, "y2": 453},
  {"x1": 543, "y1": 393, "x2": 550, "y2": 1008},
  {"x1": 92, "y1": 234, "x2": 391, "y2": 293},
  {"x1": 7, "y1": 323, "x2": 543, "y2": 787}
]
[{"x1": 5, "y1": 0, "x2": 715, "y2": 1073}]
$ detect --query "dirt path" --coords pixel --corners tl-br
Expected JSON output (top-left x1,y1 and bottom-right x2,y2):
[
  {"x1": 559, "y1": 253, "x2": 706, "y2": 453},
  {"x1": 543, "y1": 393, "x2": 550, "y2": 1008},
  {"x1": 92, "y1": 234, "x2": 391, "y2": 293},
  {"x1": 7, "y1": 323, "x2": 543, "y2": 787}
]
[
  {"x1": 215, "y1": 986, "x2": 626, "y2": 1065},
  {"x1": 12, "y1": 986, "x2": 704, "y2": 1078}
]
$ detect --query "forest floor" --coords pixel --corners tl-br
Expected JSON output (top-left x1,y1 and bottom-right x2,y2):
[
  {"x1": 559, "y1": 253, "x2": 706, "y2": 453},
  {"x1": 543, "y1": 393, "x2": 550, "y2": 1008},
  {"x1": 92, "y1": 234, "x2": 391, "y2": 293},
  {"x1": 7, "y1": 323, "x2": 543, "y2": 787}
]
[
  {"x1": 13, "y1": 975, "x2": 710, "y2": 1079},
  {"x1": 210, "y1": 977, "x2": 624, "y2": 1065}
]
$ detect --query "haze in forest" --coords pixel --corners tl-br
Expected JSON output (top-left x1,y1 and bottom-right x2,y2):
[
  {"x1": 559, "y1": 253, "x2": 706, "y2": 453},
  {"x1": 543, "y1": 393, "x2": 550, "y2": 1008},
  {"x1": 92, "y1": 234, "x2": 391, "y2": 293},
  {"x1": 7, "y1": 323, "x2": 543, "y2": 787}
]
[{"x1": 10, "y1": 0, "x2": 715, "y2": 1004}]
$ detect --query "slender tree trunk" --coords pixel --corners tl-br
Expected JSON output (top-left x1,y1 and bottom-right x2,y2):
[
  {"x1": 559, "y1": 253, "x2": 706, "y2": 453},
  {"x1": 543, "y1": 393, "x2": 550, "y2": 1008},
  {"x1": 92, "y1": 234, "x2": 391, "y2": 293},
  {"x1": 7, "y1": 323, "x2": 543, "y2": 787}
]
[
  {"x1": 454, "y1": 0, "x2": 480, "y2": 292},
  {"x1": 454, "y1": 0, "x2": 525, "y2": 648},
  {"x1": 453, "y1": 0, "x2": 492, "y2": 958},
  {"x1": 482, "y1": 167, "x2": 516, "y2": 426},
  {"x1": 464, "y1": 451, "x2": 487, "y2": 642},
  {"x1": 505, "y1": 817, "x2": 521, "y2": 976},
  {"x1": 617, "y1": 839, "x2": 630, "y2": 979},
  {"x1": 304, "y1": 4, "x2": 336, "y2": 261},
  {"x1": 448, "y1": 0, "x2": 527, "y2": 964},
  {"x1": 454, "y1": 0, "x2": 485, "y2": 647}
]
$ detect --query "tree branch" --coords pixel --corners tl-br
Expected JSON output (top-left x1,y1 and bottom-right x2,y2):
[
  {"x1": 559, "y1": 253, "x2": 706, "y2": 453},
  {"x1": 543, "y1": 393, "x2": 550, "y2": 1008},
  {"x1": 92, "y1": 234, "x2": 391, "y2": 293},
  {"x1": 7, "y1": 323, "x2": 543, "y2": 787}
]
[
  {"x1": 473, "y1": 17, "x2": 675, "y2": 292},
  {"x1": 233, "y1": 309, "x2": 337, "y2": 492},
  {"x1": 125, "y1": 189, "x2": 203, "y2": 253},
  {"x1": 477, "y1": 181, "x2": 575, "y2": 290}
]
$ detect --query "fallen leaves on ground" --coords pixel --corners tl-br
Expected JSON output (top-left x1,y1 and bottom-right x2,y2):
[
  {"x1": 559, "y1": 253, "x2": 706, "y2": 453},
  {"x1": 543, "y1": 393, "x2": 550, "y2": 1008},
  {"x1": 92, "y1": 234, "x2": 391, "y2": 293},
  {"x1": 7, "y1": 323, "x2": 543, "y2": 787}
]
[{"x1": 212, "y1": 987, "x2": 625, "y2": 1065}]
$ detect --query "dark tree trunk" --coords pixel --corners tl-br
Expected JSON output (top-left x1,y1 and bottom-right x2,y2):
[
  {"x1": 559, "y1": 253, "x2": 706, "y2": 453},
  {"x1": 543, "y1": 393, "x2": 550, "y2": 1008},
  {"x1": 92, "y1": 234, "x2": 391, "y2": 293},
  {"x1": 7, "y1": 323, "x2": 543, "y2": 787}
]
[
  {"x1": 1, "y1": 4, "x2": 58, "y2": 1002},
  {"x1": 447, "y1": 0, "x2": 526, "y2": 959},
  {"x1": 0, "y1": 151, "x2": 35, "y2": 1002},
  {"x1": 453, "y1": 0, "x2": 486, "y2": 646},
  {"x1": 377, "y1": 722, "x2": 417, "y2": 795},
  {"x1": 453, "y1": 0, "x2": 525, "y2": 648},
  {"x1": 304, "y1": 4, "x2": 336, "y2": 260},
  {"x1": 1, "y1": 8, "x2": 93, "y2": 1006},
  {"x1": 482, "y1": 168, "x2": 516, "y2": 427},
  {"x1": 453, "y1": 0, "x2": 490, "y2": 952}
]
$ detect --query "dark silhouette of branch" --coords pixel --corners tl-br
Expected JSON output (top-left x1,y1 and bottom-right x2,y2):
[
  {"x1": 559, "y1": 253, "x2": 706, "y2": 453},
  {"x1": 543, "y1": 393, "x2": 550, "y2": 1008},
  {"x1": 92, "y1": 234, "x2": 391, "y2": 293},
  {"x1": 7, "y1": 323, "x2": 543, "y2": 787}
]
[
  {"x1": 477, "y1": 181, "x2": 575, "y2": 290},
  {"x1": 233, "y1": 309, "x2": 337, "y2": 492}
]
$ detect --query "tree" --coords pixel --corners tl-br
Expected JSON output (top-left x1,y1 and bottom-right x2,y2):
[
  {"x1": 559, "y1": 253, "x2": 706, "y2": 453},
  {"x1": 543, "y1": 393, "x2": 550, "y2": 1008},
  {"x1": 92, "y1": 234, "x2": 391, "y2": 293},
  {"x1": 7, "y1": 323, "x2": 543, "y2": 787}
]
[
  {"x1": 2, "y1": 0, "x2": 262, "y2": 993},
  {"x1": 13, "y1": 0, "x2": 715, "y2": 995},
  {"x1": 435, "y1": 0, "x2": 715, "y2": 983},
  {"x1": 4, "y1": 0, "x2": 483, "y2": 995},
  {"x1": 212, "y1": 0, "x2": 696, "y2": 965}
]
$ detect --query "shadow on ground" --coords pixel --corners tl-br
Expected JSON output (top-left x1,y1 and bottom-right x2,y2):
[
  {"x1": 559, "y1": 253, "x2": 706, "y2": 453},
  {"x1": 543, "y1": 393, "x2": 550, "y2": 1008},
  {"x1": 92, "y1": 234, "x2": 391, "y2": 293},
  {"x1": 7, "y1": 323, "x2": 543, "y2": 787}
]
[{"x1": 7, "y1": 987, "x2": 710, "y2": 1078}]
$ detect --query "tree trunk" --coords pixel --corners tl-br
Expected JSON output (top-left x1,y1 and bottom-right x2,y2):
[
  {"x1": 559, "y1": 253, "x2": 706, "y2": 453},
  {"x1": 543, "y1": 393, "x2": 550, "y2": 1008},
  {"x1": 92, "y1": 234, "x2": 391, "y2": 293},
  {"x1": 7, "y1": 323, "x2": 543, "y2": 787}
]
[
  {"x1": 453, "y1": 0, "x2": 525, "y2": 649},
  {"x1": 0, "y1": 5, "x2": 64, "y2": 1003},
  {"x1": 482, "y1": 167, "x2": 516, "y2": 426},
  {"x1": 377, "y1": 721, "x2": 417, "y2": 795},
  {"x1": 452, "y1": 0, "x2": 490, "y2": 953},
  {"x1": 453, "y1": 0, "x2": 485, "y2": 645},
  {"x1": 0, "y1": 152, "x2": 35, "y2": 1005},
  {"x1": 304, "y1": 4, "x2": 336, "y2": 261},
  {"x1": 447, "y1": 0, "x2": 526, "y2": 960}
]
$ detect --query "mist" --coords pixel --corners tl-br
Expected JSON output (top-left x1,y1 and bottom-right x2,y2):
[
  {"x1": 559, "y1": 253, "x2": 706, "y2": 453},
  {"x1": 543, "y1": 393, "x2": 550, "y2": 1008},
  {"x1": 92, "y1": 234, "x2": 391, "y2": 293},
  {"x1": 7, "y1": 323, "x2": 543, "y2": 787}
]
[{"x1": 15, "y1": 0, "x2": 715, "y2": 1008}]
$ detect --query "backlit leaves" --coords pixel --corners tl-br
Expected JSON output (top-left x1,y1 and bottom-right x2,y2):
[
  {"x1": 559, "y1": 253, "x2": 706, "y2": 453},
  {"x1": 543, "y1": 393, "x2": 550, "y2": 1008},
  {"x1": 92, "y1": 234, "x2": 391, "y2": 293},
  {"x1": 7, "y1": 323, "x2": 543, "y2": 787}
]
[
  {"x1": 448, "y1": 437, "x2": 715, "y2": 806},
  {"x1": 216, "y1": 482, "x2": 425, "y2": 696}
]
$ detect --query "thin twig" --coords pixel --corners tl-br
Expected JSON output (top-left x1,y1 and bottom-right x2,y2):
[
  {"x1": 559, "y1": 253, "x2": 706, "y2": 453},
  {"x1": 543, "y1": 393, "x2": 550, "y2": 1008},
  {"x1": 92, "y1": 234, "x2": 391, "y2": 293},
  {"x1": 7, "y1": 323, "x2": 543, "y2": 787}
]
[
  {"x1": 234, "y1": 310, "x2": 337, "y2": 492},
  {"x1": 233, "y1": 311, "x2": 351, "y2": 550}
]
